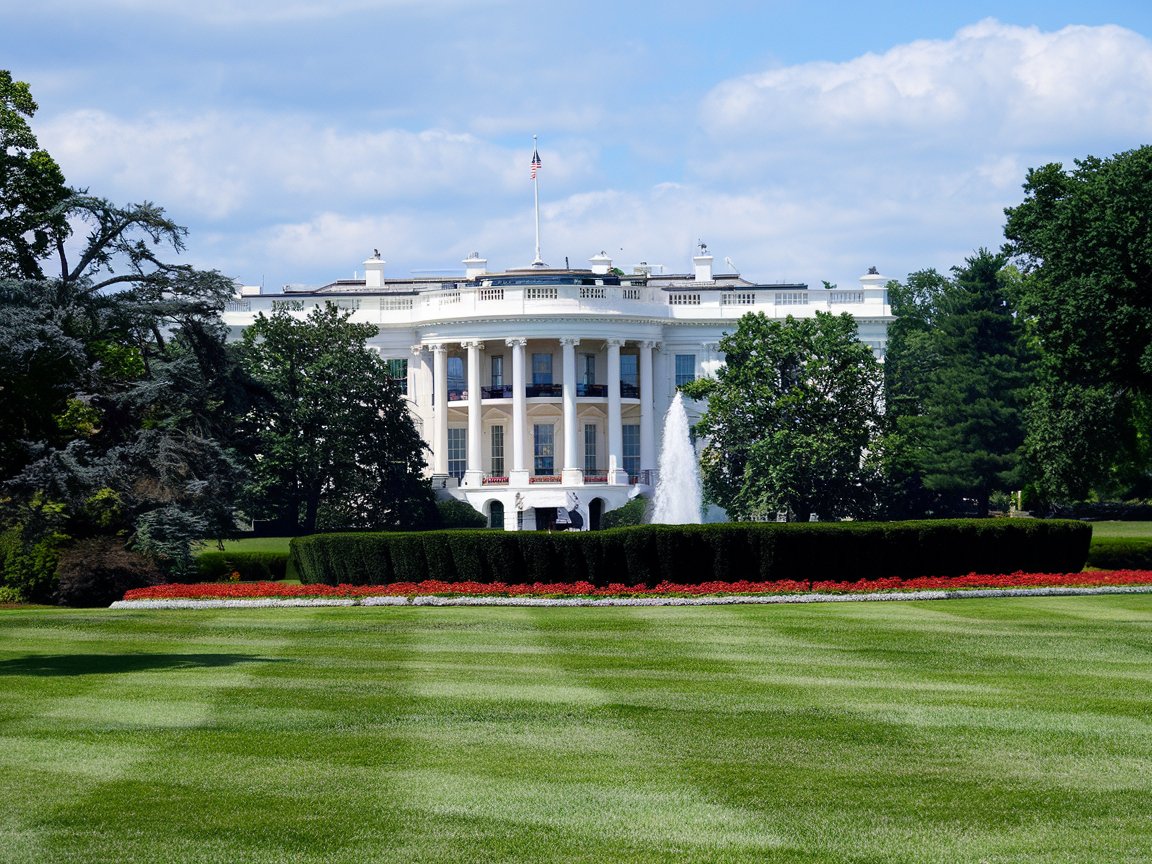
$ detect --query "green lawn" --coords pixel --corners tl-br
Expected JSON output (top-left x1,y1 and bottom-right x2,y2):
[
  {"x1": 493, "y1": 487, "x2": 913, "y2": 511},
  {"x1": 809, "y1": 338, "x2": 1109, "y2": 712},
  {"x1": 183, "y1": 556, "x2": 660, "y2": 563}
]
[
  {"x1": 2, "y1": 598, "x2": 1150, "y2": 863},
  {"x1": 202, "y1": 536, "x2": 293, "y2": 555},
  {"x1": 1089, "y1": 520, "x2": 1152, "y2": 539}
]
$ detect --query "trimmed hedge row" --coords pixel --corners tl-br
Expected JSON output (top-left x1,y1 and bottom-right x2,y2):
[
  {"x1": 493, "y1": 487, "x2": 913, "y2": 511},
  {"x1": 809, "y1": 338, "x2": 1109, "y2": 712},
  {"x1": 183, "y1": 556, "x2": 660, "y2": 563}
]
[
  {"x1": 291, "y1": 519, "x2": 1092, "y2": 588},
  {"x1": 1087, "y1": 537, "x2": 1152, "y2": 570}
]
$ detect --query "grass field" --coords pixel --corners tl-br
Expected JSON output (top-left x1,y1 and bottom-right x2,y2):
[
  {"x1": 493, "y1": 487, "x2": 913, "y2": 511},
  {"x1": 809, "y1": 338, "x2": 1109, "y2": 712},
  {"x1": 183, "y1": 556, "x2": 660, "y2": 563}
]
[
  {"x1": 2, "y1": 597, "x2": 1150, "y2": 863},
  {"x1": 1088, "y1": 520, "x2": 1152, "y2": 539},
  {"x1": 203, "y1": 536, "x2": 293, "y2": 555}
]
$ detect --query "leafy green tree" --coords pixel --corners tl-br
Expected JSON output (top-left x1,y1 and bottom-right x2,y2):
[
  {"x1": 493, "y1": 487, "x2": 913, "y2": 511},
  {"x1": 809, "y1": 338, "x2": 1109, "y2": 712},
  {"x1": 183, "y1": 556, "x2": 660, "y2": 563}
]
[
  {"x1": 0, "y1": 71, "x2": 70, "y2": 279},
  {"x1": 683, "y1": 311, "x2": 884, "y2": 520},
  {"x1": 239, "y1": 304, "x2": 435, "y2": 533},
  {"x1": 915, "y1": 250, "x2": 1033, "y2": 516},
  {"x1": 1004, "y1": 146, "x2": 1152, "y2": 500}
]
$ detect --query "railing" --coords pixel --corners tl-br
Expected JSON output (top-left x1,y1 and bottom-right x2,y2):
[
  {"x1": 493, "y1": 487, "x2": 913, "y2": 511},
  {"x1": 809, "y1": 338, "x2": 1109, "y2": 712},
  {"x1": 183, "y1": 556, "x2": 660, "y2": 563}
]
[
  {"x1": 482, "y1": 384, "x2": 514, "y2": 399},
  {"x1": 576, "y1": 383, "x2": 607, "y2": 397},
  {"x1": 584, "y1": 473, "x2": 608, "y2": 483},
  {"x1": 526, "y1": 383, "x2": 563, "y2": 398},
  {"x1": 482, "y1": 476, "x2": 509, "y2": 485},
  {"x1": 529, "y1": 475, "x2": 561, "y2": 483},
  {"x1": 620, "y1": 382, "x2": 640, "y2": 398}
]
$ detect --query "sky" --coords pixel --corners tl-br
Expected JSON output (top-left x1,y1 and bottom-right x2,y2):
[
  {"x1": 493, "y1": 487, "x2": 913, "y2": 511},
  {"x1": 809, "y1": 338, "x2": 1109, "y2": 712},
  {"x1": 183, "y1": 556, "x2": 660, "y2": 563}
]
[{"x1": 4, "y1": 0, "x2": 1152, "y2": 292}]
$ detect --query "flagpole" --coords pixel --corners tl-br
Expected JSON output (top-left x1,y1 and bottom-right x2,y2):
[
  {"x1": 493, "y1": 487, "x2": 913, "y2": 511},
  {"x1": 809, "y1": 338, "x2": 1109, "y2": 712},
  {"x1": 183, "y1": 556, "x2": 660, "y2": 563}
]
[{"x1": 532, "y1": 135, "x2": 543, "y2": 266}]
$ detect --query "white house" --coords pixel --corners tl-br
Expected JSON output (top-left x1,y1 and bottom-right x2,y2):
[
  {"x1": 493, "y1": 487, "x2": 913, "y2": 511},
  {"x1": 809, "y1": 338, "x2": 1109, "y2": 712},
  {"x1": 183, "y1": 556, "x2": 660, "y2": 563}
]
[{"x1": 222, "y1": 249, "x2": 892, "y2": 530}]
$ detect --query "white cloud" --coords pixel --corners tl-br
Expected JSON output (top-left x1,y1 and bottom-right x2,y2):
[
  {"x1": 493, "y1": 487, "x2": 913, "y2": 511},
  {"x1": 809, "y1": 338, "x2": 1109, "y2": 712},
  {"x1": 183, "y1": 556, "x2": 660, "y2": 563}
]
[
  {"x1": 37, "y1": 111, "x2": 578, "y2": 221},
  {"x1": 702, "y1": 19, "x2": 1152, "y2": 151}
]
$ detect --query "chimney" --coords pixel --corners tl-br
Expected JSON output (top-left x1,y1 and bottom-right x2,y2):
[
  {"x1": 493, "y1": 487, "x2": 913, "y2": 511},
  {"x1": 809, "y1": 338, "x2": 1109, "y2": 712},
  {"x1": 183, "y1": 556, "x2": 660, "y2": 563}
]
[
  {"x1": 463, "y1": 252, "x2": 487, "y2": 280},
  {"x1": 589, "y1": 250, "x2": 613, "y2": 275},
  {"x1": 693, "y1": 249, "x2": 714, "y2": 282},
  {"x1": 364, "y1": 252, "x2": 385, "y2": 289}
]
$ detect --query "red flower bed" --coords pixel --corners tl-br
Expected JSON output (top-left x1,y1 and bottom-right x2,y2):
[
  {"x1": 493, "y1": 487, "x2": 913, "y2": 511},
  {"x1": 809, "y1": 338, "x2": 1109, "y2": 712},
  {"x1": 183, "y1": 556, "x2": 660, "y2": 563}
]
[{"x1": 122, "y1": 570, "x2": 1152, "y2": 601}]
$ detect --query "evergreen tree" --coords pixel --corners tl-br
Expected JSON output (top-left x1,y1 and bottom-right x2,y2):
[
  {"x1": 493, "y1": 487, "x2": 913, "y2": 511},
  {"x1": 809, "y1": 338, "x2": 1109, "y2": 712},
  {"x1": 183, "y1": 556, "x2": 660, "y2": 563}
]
[{"x1": 916, "y1": 250, "x2": 1032, "y2": 515}]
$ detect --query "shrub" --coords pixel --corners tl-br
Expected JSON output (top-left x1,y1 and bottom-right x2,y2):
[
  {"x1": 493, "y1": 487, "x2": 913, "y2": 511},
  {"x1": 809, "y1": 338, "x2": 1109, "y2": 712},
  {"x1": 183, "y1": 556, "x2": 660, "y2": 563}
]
[
  {"x1": 56, "y1": 537, "x2": 162, "y2": 607},
  {"x1": 1087, "y1": 537, "x2": 1152, "y2": 570},
  {"x1": 290, "y1": 519, "x2": 1091, "y2": 587},
  {"x1": 436, "y1": 498, "x2": 488, "y2": 529},
  {"x1": 601, "y1": 498, "x2": 646, "y2": 529},
  {"x1": 195, "y1": 550, "x2": 289, "y2": 582}
]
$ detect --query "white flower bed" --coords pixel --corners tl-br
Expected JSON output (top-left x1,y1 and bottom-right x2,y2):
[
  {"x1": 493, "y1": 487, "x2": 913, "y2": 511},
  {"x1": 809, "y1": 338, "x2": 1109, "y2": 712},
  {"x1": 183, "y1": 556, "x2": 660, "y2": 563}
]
[{"x1": 109, "y1": 585, "x2": 1152, "y2": 610}]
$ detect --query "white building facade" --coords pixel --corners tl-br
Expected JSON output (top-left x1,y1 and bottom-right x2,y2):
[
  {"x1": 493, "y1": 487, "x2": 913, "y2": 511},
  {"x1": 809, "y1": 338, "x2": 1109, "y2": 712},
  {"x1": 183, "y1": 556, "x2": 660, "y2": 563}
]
[{"x1": 223, "y1": 251, "x2": 892, "y2": 530}]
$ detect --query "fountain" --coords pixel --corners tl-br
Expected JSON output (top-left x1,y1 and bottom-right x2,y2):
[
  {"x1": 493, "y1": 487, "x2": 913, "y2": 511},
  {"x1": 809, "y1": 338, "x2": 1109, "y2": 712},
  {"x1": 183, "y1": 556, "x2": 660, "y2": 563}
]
[{"x1": 650, "y1": 391, "x2": 703, "y2": 524}]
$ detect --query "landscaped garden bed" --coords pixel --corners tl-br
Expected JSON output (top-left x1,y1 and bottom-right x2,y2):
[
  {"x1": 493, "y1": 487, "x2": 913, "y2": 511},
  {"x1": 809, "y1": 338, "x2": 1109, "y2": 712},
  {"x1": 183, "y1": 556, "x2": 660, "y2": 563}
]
[{"x1": 114, "y1": 569, "x2": 1152, "y2": 607}]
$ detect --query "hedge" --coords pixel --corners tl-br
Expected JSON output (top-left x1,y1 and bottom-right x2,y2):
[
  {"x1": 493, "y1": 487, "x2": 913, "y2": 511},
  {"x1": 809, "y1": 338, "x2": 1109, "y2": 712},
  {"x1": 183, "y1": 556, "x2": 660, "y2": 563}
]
[
  {"x1": 290, "y1": 519, "x2": 1092, "y2": 588},
  {"x1": 1087, "y1": 537, "x2": 1152, "y2": 570}
]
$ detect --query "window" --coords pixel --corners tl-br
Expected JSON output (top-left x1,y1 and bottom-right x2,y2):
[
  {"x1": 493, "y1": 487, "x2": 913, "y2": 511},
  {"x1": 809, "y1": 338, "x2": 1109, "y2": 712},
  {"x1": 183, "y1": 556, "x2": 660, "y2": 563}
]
[
  {"x1": 620, "y1": 353, "x2": 638, "y2": 396},
  {"x1": 533, "y1": 424, "x2": 554, "y2": 475},
  {"x1": 490, "y1": 355, "x2": 504, "y2": 387},
  {"x1": 622, "y1": 424, "x2": 640, "y2": 477},
  {"x1": 385, "y1": 358, "x2": 408, "y2": 395},
  {"x1": 447, "y1": 427, "x2": 466, "y2": 479},
  {"x1": 584, "y1": 424, "x2": 597, "y2": 473},
  {"x1": 675, "y1": 354, "x2": 696, "y2": 388},
  {"x1": 775, "y1": 291, "x2": 808, "y2": 306},
  {"x1": 447, "y1": 356, "x2": 465, "y2": 399},
  {"x1": 532, "y1": 352, "x2": 553, "y2": 385},
  {"x1": 581, "y1": 353, "x2": 596, "y2": 386},
  {"x1": 490, "y1": 425, "x2": 505, "y2": 477}
]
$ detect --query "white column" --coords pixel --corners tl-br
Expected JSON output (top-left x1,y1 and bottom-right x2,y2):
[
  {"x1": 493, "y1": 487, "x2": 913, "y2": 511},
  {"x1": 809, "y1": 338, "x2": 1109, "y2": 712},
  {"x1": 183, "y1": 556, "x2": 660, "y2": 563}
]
[
  {"x1": 506, "y1": 337, "x2": 528, "y2": 484},
  {"x1": 463, "y1": 340, "x2": 484, "y2": 487},
  {"x1": 560, "y1": 337, "x2": 582, "y2": 483},
  {"x1": 430, "y1": 343, "x2": 448, "y2": 477},
  {"x1": 606, "y1": 338, "x2": 627, "y2": 484},
  {"x1": 640, "y1": 340, "x2": 657, "y2": 479}
]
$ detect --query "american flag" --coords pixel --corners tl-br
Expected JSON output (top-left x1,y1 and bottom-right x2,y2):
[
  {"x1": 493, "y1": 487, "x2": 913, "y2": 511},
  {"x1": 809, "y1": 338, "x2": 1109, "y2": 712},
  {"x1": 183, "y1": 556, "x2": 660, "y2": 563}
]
[{"x1": 530, "y1": 148, "x2": 541, "y2": 180}]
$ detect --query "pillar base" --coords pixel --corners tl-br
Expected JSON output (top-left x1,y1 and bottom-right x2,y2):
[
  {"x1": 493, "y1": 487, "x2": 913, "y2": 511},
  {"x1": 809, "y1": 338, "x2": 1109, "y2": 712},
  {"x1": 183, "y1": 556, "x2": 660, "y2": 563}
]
[
  {"x1": 462, "y1": 469, "x2": 485, "y2": 488},
  {"x1": 609, "y1": 469, "x2": 630, "y2": 485},
  {"x1": 561, "y1": 468, "x2": 584, "y2": 485},
  {"x1": 508, "y1": 469, "x2": 531, "y2": 486}
]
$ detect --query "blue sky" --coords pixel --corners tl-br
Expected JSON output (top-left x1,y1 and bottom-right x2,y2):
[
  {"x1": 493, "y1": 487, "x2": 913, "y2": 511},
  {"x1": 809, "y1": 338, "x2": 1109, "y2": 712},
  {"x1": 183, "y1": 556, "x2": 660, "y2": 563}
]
[{"x1": 4, "y1": 1, "x2": 1152, "y2": 291}]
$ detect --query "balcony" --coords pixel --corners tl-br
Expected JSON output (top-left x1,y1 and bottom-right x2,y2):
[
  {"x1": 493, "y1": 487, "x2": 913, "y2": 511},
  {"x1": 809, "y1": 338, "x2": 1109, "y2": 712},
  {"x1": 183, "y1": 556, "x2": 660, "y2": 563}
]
[
  {"x1": 576, "y1": 383, "x2": 607, "y2": 397},
  {"x1": 445, "y1": 382, "x2": 640, "y2": 402}
]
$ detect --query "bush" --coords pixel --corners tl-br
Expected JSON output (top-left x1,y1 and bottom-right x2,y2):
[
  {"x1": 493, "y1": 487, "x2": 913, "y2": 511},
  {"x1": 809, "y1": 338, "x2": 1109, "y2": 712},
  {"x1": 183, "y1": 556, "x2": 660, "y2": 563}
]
[
  {"x1": 290, "y1": 519, "x2": 1092, "y2": 588},
  {"x1": 196, "y1": 550, "x2": 289, "y2": 582},
  {"x1": 55, "y1": 537, "x2": 162, "y2": 607},
  {"x1": 1087, "y1": 537, "x2": 1152, "y2": 570},
  {"x1": 600, "y1": 498, "x2": 646, "y2": 529},
  {"x1": 436, "y1": 498, "x2": 488, "y2": 529}
]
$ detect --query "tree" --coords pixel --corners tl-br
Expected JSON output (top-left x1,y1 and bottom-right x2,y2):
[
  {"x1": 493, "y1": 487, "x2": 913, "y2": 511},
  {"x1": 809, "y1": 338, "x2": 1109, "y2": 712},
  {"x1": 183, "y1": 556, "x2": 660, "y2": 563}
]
[
  {"x1": 1, "y1": 71, "x2": 253, "y2": 594},
  {"x1": 238, "y1": 304, "x2": 434, "y2": 533},
  {"x1": 0, "y1": 71, "x2": 70, "y2": 279},
  {"x1": 915, "y1": 250, "x2": 1032, "y2": 516},
  {"x1": 1004, "y1": 146, "x2": 1152, "y2": 500},
  {"x1": 879, "y1": 268, "x2": 957, "y2": 517},
  {"x1": 682, "y1": 311, "x2": 884, "y2": 520}
]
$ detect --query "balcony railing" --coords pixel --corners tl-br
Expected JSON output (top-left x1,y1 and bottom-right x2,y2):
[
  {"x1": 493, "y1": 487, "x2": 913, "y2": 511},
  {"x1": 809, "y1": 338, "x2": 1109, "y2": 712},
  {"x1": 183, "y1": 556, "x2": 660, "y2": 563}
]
[
  {"x1": 445, "y1": 383, "x2": 640, "y2": 401},
  {"x1": 526, "y1": 383, "x2": 564, "y2": 398}
]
